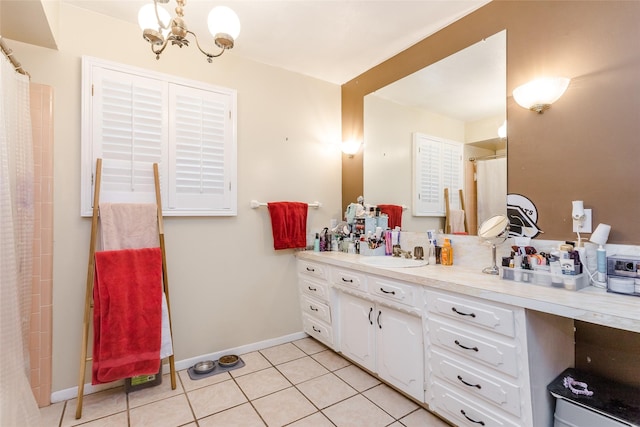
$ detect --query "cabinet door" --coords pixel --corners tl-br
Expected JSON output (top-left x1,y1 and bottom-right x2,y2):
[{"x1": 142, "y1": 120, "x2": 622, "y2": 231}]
[
  {"x1": 376, "y1": 307, "x2": 424, "y2": 401},
  {"x1": 339, "y1": 292, "x2": 376, "y2": 372}
]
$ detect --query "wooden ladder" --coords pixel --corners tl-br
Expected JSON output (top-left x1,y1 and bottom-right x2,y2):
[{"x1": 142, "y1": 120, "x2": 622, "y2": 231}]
[
  {"x1": 444, "y1": 187, "x2": 469, "y2": 234},
  {"x1": 75, "y1": 158, "x2": 176, "y2": 419}
]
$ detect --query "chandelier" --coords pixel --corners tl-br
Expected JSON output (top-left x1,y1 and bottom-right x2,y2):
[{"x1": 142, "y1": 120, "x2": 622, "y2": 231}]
[{"x1": 138, "y1": 0, "x2": 241, "y2": 62}]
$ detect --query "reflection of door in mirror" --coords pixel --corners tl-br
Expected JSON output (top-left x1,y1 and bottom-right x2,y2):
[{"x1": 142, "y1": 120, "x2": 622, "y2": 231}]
[{"x1": 363, "y1": 30, "x2": 506, "y2": 235}]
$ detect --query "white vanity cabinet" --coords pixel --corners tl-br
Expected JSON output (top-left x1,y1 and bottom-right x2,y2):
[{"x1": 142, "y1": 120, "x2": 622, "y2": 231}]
[
  {"x1": 424, "y1": 289, "x2": 574, "y2": 427},
  {"x1": 334, "y1": 270, "x2": 424, "y2": 401},
  {"x1": 297, "y1": 260, "x2": 335, "y2": 349}
]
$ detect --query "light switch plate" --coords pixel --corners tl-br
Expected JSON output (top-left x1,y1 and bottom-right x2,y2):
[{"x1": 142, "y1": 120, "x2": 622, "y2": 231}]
[{"x1": 573, "y1": 208, "x2": 592, "y2": 233}]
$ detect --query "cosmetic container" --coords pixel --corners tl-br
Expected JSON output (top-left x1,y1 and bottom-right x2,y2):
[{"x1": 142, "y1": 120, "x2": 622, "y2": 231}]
[{"x1": 441, "y1": 239, "x2": 453, "y2": 266}]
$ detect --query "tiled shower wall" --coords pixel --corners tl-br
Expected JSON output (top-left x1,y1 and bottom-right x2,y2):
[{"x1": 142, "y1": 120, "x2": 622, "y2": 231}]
[{"x1": 29, "y1": 83, "x2": 54, "y2": 407}]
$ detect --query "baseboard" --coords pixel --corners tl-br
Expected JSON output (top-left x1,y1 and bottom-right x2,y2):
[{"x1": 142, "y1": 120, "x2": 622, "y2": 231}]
[{"x1": 50, "y1": 331, "x2": 308, "y2": 403}]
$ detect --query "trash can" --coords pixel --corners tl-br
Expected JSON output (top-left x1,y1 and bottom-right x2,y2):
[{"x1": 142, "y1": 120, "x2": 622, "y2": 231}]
[{"x1": 547, "y1": 368, "x2": 640, "y2": 427}]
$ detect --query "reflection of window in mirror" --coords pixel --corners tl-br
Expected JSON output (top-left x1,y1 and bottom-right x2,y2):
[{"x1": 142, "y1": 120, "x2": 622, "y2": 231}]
[{"x1": 363, "y1": 30, "x2": 506, "y2": 235}]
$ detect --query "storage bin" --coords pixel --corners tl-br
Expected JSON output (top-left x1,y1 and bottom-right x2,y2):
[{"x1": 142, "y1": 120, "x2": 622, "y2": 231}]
[{"x1": 500, "y1": 267, "x2": 588, "y2": 291}]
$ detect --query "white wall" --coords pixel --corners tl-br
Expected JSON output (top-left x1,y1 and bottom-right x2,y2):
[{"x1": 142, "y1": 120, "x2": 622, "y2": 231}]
[{"x1": 11, "y1": 3, "x2": 342, "y2": 392}]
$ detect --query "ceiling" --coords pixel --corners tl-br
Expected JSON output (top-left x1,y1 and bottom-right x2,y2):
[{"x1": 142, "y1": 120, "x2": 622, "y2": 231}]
[{"x1": 60, "y1": 0, "x2": 491, "y2": 85}]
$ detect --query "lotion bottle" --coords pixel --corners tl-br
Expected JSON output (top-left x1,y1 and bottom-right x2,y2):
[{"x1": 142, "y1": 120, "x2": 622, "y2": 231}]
[{"x1": 441, "y1": 238, "x2": 453, "y2": 266}]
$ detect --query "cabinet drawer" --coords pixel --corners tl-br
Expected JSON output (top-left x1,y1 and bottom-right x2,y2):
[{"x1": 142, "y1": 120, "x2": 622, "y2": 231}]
[
  {"x1": 431, "y1": 348, "x2": 522, "y2": 417},
  {"x1": 297, "y1": 260, "x2": 328, "y2": 280},
  {"x1": 299, "y1": 277, "x2": 330, "y2": 302},
  {"x1": 428, "y1": 318, "x2": 519, "y2": 378},
  {"x1": 431, "y1": 381, "x2": 521, "y2": 427},
  {"x1": 303, "y1": 313, "x2": 333, "y2": 347},
  {"x1": 300, "y1": 295, "x2": 331, "y2": 324},
  {"x1": 370, "y1": 276, "x2": 416, "y2": 307},
  {"x1": 331, "y1": 268, "x2": 367, "y2": 292},
  {"x1": 425, "y1": 290, "x2": 515, "y2": 338}
]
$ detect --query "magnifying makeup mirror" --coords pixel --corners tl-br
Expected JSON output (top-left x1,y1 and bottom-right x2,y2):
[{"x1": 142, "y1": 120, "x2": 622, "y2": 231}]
[{"x1": 478, "y1": 215, "x2": 510, "y2": 275}]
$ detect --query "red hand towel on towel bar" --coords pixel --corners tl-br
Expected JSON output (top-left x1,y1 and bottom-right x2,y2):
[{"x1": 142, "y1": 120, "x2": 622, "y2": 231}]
[
  {"x1": 267, "y1": 202, "x2": 308, "y2": 250},
  {"x1": 92, "y1": 247, "x2": 163, "y2": 385},
  {"x1": 377, "y1": 204, "x2": 403, "y2": 230}
]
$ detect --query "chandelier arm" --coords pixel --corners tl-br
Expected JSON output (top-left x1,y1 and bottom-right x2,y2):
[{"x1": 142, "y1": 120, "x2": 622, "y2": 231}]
[
  {"x1": 150, "y1": 37, "x2": 171, "y2": 58},
  {"x1": 186, "y1": 30, "x2": 226, "y2": 60},
  {"x1": 153, "y1": 0, "x2": 170, "y2": 30}
]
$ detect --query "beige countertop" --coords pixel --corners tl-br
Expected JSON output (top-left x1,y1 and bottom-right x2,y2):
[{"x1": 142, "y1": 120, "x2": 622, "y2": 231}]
[{"x1": 296, "y1": 251, "x2": 640, "y2": 334}]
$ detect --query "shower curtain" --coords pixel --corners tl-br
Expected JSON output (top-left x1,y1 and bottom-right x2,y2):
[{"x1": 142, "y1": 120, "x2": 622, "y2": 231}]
[
  {"x1": 476, "y1": 157, "x2": 507, "y2": 226},
  {"x1": 0, "y1": 51, "x2": 40, "y2": 425}
]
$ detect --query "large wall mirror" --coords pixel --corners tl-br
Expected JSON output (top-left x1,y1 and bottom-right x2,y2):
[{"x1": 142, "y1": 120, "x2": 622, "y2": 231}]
[{"x1": 363, "y1": 30, "x2": 506, "y2": 235}]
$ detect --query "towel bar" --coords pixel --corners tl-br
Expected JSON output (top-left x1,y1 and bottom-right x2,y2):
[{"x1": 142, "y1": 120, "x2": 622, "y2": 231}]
[{"x1": 250, "y1": 200, "x2": 321, "y2": 209}]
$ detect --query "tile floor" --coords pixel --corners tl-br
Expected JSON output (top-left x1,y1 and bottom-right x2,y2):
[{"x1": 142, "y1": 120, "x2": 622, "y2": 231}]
[{"x1": 40, "y1": 338, "x2": 451, "y2": 427}]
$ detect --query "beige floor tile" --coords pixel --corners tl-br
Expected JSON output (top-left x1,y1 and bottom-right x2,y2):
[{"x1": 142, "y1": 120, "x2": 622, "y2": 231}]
[
  {"x1": 322, "y1": 394, "x2": 394, "y2": 427},
  {"x1": 129, "y1": 394, "x2": 194, "y2": 427},
  {"x1": 234, "y1": 367, "x2": 291, "y2": 400},
  {"x1": 287, "y1": 411, "x2": 335, "y2": 427},
  {"x1": 297, "y1": 373, "x2": 357, "y2": 409},
  {"x1": 334, "y1": 365, "x2": 380, "y2": 392},
  {"x1": 179, "y1": 368, "x2": 231, "y2": 392},
  {"x1": 252, "y1": 387, "x2": 316, "y2": 427},
  {"x1": 292, "y1": 337, "x2": 327, "y2": 355},
  {"x1": 260, "y1": 343, "x2": 306, "y2": 365},
  {"x1": 74, "y1": 411, "x2": 128, "y2": 426},
  {"x1": 187, "y1": 379, "x2": 247, "y2": 419},
  {"x1": 399, "y1": 408, "x2": 452, "y2": 427},
  {"x1": 198, "y1": 402, "x2": 266, "y2": 427},
  {"x1": 311, "y1": 350, "x2": 351, "y2": 371},
  {"x1": 61, "y1": 387, "x2": 127, "y2": 427},
  {"x1": 277, "y1": 356, "x2": 329, "y2": 384},
  {"x1": 230, "y1": 351, "x2": 272, "y2": 378},
  {"x1": 128, "y1": 373, "x2": 184, "y2": 408},
  {"x1": 39, "y1": 401, "x2": 65, "y2": 426},
  {"x1": 362, "y1": 383, "x2": 418, "y2": 419}
]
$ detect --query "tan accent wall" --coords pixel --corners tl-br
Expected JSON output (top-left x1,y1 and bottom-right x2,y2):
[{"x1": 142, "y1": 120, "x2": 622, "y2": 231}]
[{"x1": 342, "y1": 1, "x2": 640, "y2": 244}]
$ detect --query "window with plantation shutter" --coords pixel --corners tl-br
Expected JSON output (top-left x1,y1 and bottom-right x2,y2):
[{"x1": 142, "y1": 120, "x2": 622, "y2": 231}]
[
  {"x1": 81, "y1": 56, "x2": 237, "y2": 216},
  {"x1": 412, "y1": 132, "x2": 463, "y2": 216}
]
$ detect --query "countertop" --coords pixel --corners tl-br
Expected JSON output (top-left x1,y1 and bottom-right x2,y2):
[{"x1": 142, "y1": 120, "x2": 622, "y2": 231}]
[{"x1": 296, "y1": 251, "x2": 640, "y2": 334}]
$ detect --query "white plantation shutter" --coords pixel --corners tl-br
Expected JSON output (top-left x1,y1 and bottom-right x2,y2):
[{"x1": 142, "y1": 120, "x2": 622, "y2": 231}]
[
  {"x1": 168, "y1": 85, "x2": 232, "y2": 211},
  {"x1": 92, "y1": 67, "x2": 167, "y2": 205},
  {"x1": 81, "y1": 56, "x2": 237, "y2": 216},
  {"x1": 412, "y1": 133, "x2": 463, "y2": 216}
]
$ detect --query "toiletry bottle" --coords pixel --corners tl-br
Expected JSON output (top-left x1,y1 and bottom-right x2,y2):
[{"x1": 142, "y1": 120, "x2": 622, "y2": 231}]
[
  {"x1": 441, "y1": 238, "x2": 453, "y2": 266},
  {"x1": 313, "y1": 233, "x2": 320, "y2": 252}
]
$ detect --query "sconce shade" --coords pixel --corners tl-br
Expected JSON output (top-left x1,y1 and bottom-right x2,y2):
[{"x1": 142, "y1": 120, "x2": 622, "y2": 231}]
[
  {"x1": 497, "y1": 120, "x2": 507, "y2": 139},
  {"x1": 208, "y1": 6, "x2": 241, "y2": 43},
  {"x1": 341, "y1": 140, "x2": 362, "y2": 156},
  {"x1": 138, "y1": 3, "x2": 171, "y2": 42},
  {"x1": 513, "y1": 77, "x2": 570, "y2": 113},
  {"x1": 590, "y1": 223, "x2": 611, "y2": 246}
]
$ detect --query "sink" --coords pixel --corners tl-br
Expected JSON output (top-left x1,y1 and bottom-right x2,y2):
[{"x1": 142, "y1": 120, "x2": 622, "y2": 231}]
[{"x1": 359, "y1": 256, "x2": 428, "y2": 268}]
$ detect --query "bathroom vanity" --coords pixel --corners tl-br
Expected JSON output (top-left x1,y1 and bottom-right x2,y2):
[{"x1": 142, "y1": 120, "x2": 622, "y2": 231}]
[{"x1": 296, "y1": 251, "x2": 640, "y2": 427}]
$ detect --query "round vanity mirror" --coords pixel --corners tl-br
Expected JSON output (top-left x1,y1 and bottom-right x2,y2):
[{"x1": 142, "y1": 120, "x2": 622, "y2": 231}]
[{"x1": 478, "y1": 215, "x2": 510, "y2": 275}]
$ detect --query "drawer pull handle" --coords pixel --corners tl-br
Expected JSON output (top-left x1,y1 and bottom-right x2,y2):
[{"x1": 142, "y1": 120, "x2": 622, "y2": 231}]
[
  {"x1": 310, "y1": 305, "x2": 318, "y2": 312},
  {"x1": 454, "y1": 340, "x2": 479, "y2": 352},
  {"x1": 341, "y1": 277, "x2": 354, "y2": 283},
  {"x1": 377, "y1": 310, "x2": 382, "y2": 329},
  {"x1": 452, "y1": 307, "x2": 476, "y2": 318},
  {"x1": 460, "y1": 410, "x2": 485, "y2": 425},
  {"x1": 380, "y1": 287, "x2": 396, "y2": 295},
  {"x1": 312, "y1": 326, "x2": 321, "y2": 333},
  {"x1": 308, "y1": 286, "x2": 317, "y2": 291},
  {"x1": 457, "y1": 375, "x2": 482, "y2": 389},
  {"x1": 368, "y1": 307, "x2": 373, "y2": 325},
  {"x1": 306, "y1": 267, "x2": 315, "y2": 272}
]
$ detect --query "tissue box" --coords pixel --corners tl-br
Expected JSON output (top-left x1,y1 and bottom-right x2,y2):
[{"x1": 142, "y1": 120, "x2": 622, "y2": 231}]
[
  {"x1": 500, "y1": 267, "x2": 589, "y2": 291},
  {"x1": 360, "y1": 245, "x2": 386, "y2": 256}
]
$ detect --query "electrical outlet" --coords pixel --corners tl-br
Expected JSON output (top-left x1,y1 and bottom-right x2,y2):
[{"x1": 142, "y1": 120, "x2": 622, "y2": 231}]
[{"x1": 573, "y1": 208, "x2": 592, "y2": 233}]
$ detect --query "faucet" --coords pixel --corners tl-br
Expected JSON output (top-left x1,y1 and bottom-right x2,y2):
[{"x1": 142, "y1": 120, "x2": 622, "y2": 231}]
[{"x1": 392, "y1": 246, "x2": 412, "y2": 258}]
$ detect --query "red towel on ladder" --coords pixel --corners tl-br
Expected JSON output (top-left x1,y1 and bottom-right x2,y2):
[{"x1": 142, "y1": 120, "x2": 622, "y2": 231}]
[
  {"x1": 92, "y1": 247, "x2": 163, "y2": 385},
  {"x1": 267, "y1": 202, "x2": 308, "y2": 250}
]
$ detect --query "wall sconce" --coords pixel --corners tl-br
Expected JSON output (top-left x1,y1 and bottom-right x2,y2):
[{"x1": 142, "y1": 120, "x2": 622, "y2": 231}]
[
  {"x1": 341, "y1": 140, "x2": 362, "y2": 157},
  {"x1": 513, "y1": 77, "x2": 570, "y2": 113},
  {"x1": 497, "y1": 120, "x2": 507, "y2": 139}
]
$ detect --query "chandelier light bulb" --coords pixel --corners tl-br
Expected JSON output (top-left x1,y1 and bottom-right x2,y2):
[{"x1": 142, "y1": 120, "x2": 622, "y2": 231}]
[
  {"x1": 138, "y1": 3, "x2": 171, "y2": 33},
  {"x1": 208, "y1": 6, "x2": 241, "y2": 41}
]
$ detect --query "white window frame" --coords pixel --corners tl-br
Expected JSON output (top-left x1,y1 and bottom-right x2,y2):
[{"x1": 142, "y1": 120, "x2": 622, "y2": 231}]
[
  {"x1": 81, "y1": 56, "x2": 237, "y2": 217},
  {"x1": 412, "y1": 132, "x2": 463, "y2": 217}
]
